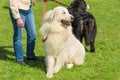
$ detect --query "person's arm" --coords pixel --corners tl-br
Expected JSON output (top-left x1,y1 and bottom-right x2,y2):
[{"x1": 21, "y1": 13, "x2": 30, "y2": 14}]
[
  {"x1": 9, "y1": 0, "x2": 24, "y2": 27},
  {"x1": 9, "y1": 0, "x2": 20, "y2": 19}
]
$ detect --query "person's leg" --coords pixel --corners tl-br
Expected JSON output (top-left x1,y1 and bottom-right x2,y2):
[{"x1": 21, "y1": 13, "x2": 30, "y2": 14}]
[
  {"x1": 24, "y1": 8, "x2": 36, "y2": 58},
  {"x1": 9, "y1": 9, "x2": 25, "y2": 62}
]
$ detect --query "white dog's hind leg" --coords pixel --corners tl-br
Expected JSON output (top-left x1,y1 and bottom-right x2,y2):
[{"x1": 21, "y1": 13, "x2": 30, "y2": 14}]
[
  {"x1": 73, "y1": 57, "x2": 85, "y2": 65},
  {"x1": 66, "y1": 63, "x2": 74, "y2": 69},
  {"x1": 46, "y1": 55, "x2": 55, "y2": 78}
]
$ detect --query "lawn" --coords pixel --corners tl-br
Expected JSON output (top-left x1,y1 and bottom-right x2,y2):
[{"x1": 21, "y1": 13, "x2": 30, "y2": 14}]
[{"x1": 0, "y1": 0, "x2": 120, "y2": 80}]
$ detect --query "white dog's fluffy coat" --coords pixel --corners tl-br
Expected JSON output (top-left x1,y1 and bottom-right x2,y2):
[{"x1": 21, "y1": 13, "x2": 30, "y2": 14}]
[{"x1": 40, "y1": 6, "x2": 85, "y2": 78}]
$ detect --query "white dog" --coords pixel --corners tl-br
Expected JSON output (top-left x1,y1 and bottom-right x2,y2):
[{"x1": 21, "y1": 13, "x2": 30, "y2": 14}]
[{"x1": 40, "y1": 6, "x2": 85, "y2": 78}]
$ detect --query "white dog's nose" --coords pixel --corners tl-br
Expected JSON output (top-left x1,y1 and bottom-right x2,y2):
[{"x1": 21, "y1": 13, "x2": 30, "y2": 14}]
[{"x1": 71, "y1": 15, "x2": 74, "y2": 21}]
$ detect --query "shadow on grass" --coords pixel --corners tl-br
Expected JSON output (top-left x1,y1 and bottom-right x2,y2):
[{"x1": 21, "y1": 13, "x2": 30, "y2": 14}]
[
  {"x1": 3, "y1": 6, "x2": 9, "y2": 9},
  {"x1": 0, "y1": 46, "x2": 46, "y2": 72},
  {"x1": 0, "y1": 46, "x2": 14, "y2": 61},
  {"x1": 27, "y1": 56, "x2": 46, "y2": 72}
]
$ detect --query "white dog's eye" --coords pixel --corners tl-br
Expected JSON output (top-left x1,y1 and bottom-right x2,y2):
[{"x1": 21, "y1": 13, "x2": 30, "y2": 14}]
[{"x1": 63, "y1": 12, "x2": 66, "y2": 14}]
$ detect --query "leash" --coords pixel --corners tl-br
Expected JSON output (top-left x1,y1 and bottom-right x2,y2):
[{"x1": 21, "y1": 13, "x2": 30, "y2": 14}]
[
  {"x1": 42, "y1": 0, "x2": 48, "y2": 18},
  {"x1": 51, "y1": 0, "x2": 70, "y2": 8},
  {"x1": 42, "y1": 0, "x2": 70, "y2": 19}
]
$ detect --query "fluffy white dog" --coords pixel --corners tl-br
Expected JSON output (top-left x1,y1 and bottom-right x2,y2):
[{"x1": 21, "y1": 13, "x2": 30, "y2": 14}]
[{"x1": 40, "y1": 6, "x2": 85, "y2": 78}]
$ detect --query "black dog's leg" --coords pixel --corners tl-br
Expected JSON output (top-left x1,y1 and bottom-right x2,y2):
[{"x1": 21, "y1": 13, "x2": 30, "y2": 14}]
[
  {"x1": 90, "y1": 41, "x2": 95, "y2": 52},
  {"x1": 88, "y1": 17, "x2": 97, "y2": 52}
]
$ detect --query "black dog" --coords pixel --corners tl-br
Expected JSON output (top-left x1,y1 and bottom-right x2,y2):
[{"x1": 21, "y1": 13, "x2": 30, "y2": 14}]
[{"x1": 68, "y1": 0, "x2": 97, "y2": 52}]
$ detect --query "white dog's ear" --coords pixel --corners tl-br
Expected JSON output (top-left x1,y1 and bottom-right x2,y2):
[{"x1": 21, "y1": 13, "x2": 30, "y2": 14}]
[
  {"x1": 43, "y1": 10, "x2": 55, "y2": 22},
  {"x1": 49, "y1": 10, "x2": 55, "y2": 21}
]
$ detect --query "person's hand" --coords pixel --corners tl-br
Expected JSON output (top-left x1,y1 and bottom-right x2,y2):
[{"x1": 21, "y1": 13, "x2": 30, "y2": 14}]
[
  {"x1": 17, "y1": 18, "x2": 24, "y2": 28},
  {"x1": 32, "y1": 0, "x2": 36, "y2": 6},
  {"x1": 44, "y1": 0, "x2": 48, "y2": 2}
]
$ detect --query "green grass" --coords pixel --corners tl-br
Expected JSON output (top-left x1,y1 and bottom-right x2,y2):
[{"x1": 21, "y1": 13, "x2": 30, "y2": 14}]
[{"x1": 0, "y1": 0, "x2": 120, "y2": 80}]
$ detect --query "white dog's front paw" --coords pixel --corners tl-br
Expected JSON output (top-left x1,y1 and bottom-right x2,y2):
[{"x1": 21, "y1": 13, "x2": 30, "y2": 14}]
[
  {"x1": 46, "y1": 72, "x2": 53, "y2": 78},
  {"x1": 53, "y1": 66, "x2": 60, "y2": 73}
]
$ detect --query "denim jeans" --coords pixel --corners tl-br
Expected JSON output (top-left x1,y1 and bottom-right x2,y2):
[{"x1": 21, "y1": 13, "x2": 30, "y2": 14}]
[{"x1": 9, "y1": 8, "x2": 36, "y2": 61}]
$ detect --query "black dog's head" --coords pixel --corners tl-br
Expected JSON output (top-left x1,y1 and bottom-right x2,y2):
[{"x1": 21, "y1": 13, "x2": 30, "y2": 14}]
[
  {"x1": 71, "y1": 0, "x2": 87, "y2": 11},
  {"x1": 68, "y1": 0, "x2": 87, "y2": 16}
]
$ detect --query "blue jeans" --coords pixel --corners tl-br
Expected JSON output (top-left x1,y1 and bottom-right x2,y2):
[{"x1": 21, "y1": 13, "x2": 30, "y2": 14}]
[{"x1": 9, "y1": 8, "x2": 36, "y2": 61}]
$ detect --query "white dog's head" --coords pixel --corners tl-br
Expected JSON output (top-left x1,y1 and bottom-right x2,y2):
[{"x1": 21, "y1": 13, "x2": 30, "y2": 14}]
[{"x1": 43, "y1": 6, "x2": 74, "y2": 27}]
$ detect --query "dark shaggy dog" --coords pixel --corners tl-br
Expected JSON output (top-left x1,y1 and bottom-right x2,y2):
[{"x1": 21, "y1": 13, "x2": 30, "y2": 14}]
[{"x1": 68, "y1": 0, "x2": 97, "y2": 52}]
